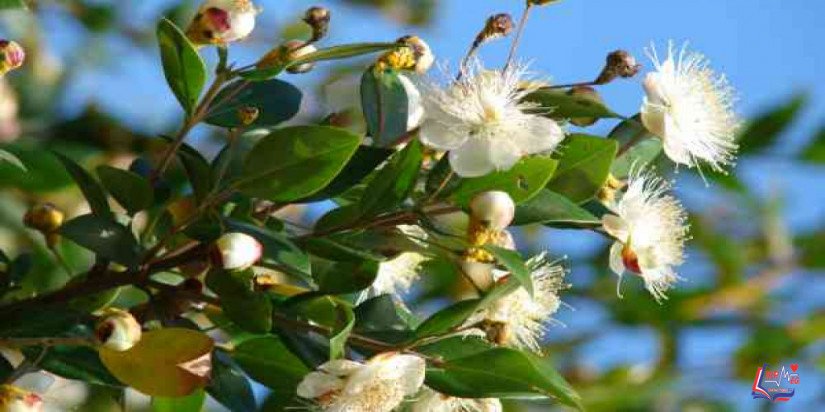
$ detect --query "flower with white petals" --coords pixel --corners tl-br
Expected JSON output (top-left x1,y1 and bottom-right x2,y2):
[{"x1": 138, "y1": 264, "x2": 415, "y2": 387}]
[
  {"x1": 186, "y1": 0, "x2": 259, "y2": 45},
  {"x1": 297, "y1": 353, "x2": 425, "y2": 412},
  {"x1": 412, "y1": 387, "x2": 502, "y2": 412},
  {"x1": 419, "y1": 61, "x2": 565, "y2": 177},
  {"x1": 601, "y1": 169, "x2": 689, "y2": 302},
  {"x1": 213, "y1": 232, "x2": 263, "y2": 271},
  {"x1": 464, "y1": 253, "x2": 567, "y2": 351},
  {"x1": 640, "y1": 42, "x2": 740, "y2": 171},
  {"x1": 95, "y1": 309, "x2": 142, "y2": 352},
  {"x1": 363, "y1": 252, "x2": 428, "y2": 301},
  {"x1": 0, "y1": 385, "x2": 43, "y2": 412}
]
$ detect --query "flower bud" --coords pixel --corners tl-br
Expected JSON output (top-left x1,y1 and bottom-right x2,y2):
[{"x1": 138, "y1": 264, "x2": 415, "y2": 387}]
[
  {"x1": 23, "y1": 203, "x2": 64, "y2": 234},
  {"x1": 528, "y1": 0, "x2": 562, "y2": 6},
  {"x1": 185, "y1": 0, "x2": 259, "y2": 46},
  {"x1": 0, "y1": 385, "x2": 43, "y2": 412},
  {"x1": 376, "y1": 36, "x2": 434, "y2": 74},
  {"x1": 237, "y1": 106, "x2": 260, "y2": 126},
  {"x1": 0, "y1": 40, "x2": 25, "y2": 77},
  {"x1": 474, "y1": 13, "x2": 514, "y2": 47},
  {"x1": 469, "y1": 191, "x2": 515, "y2": 231},
  {"x1": 398, "y1": 35, "x2": 434, "y2": 74},
  {"x1": 567, "y1": 86, "x2": 604, "y2": 127},
  {"x1": 95, "y1": 309, "x2": 142, "y2": 352},
  {"x1": 594, "y1": 50, "x2": 640, "y2": 85},
  {"x1": 257, "y1": 40, "x2": 318, "y2": 74},
  {"x1": 303, "y1": 6, "x2": 331, "y2": 42},
  {"x1": 212, "y1": 232, "x2": 263, "y2": 271}
]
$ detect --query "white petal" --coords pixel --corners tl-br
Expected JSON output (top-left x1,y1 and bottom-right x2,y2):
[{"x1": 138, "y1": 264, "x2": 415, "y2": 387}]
[
  {"x1": 449, "y1": 138, "x2": 496, "y2": 177},
  {"x1": 383, "y1": 355, "x2": 426, "y2": 395},
  {"x1": 601, "y1": 214, "x2": 630, "y2": 242},
  {"x1": 515, "y1": 116, "x2": 565, "y2": 154},
  {"x1": 660, "y1": 116, "x2": 693, "y2": 165},
  {"x1": 319, "y1": 359, "x2": 363, "y2": 376},
  {"x1": 460, "y1": 260, "x2": 496, "y2": 290},
  {"x1": 609, "y1": 241, "x2": 626, "y2": 276},
  {"x1": 488, "y1": 141, "x2": 523, "y2": 171},
  {"x1": 399, "y1": 75, "x2": 424, "y2": 130},
  {"x1": 640, "y1": 99, "x2": 667, "y2": 139},
  {"x1": 297, "y1": 372, "x2": 344, "y2": 398},
  {"x1": 419, "y1": 119, "x2": 467, "y2": 151}
]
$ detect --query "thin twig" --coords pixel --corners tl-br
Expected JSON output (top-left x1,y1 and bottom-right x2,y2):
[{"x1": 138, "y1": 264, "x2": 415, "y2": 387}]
[{"x1": 504, "y1": 3, "x2": 533, "y2": 71}]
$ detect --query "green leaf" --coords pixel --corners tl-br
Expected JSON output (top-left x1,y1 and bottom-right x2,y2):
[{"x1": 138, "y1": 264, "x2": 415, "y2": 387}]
[
  {"x1": 360, "y1": 139, "x2": 423, "y2": 216},
  {"x1": 425, "y1": 347, "x2": 582, "y2": 409},
  {"x1": 157, "y1": 18, "x2": 206, "y2": 115},
  {"x1": 360, "y1": 68, "x2": 410, "y2": 146},
  {"x1": 484, "y1": 245, "x2": 533, "y2": 296},
  {"x1": 524, "y1": 88, "x2": 621, "y2": 121},
  {"x1": 206, "y1": 269, "x2": 272, "y2": 334},
  {"x1": 607, "y1": 117, "x2": 662, "y2": 179},
  {"x1": 0, "y1": 307, "x2": 86, "y2": 338},
  {"x1": 0, "y1": 0, "x2": 26, "y2": 10},
  {"x1": 54, "y1": 153, "x2": 112, "y2": 218},
  {"x1": 205, "y1": 79, "x2": 302, "y2": 128},
  {"x1": 292, "y1": 297, "x2": 355, "y2": 359},
  {"x1": 416, "y1": 335, "x2": 495, "y2": 361},
  {"x1": 738, "y1": 93, "x2": 807, "y2": 154},
  {"x1": 0, "y1": 354, "x2": 13, "y2": 382},
  {"x1": 298, "y1": 145, "x2": 394, "y2": 203},
  {"x1": 237, "y1": 126, "x2": 362, "y2": 202},
  {"x1": 225, "y1": 220, "x2": 311, "y2": 281},
  {"x1": 513, "y1": 189, "x2": 600, "y2": 227},
  {"x1": 414, "y1": 299, "x2": 479, "y2": 338},
  {"x1": 0, "y1": 144, "x2": 72, "y2": 192},
  {"x1": 0, "y1": 149, "x2": 25, "y2": 171},
  {"x1": 60, "y1": 214, "x2": 142, "y2": 267},
  {"x1": 175, "y1": 141, "x2": 215, "y2": 204},
  {"x1": 97, "y1": 166, "x2": 154, "y2": 215},
  {"x1": 152, "y1": 389, "x2": 206, "y2": 412},
  {"x1": 354, "y1": 294, "x2": 414, "y2": 333},
  {"x1": 801, "y1": 125, "x2": 825, "y2": 163},
  {"x1": 100, "y1": 328, "x2": 214, "y2": 397},
  {"x1": 242, "y1": 42, "x2": 398, "y2": 81},
  {"x1": 233, "y1": 336, "x2": 310, "y2": 389},
  {"x1": 425, "y1": 155, "x2": 460, "y2": 199},
  {"x1": 315, "y1": 258, "x2": 380, "y2": 295},
  {"x1": 450, "y1": 156, "x2": 559, "y2": 206},
  {"x1": 25, "y1": 345, "x2": 122, "y2": 387},
  {"x1": 546, "y1": 134, "x2": 618, "y2": 203},
  {"x1": 207, "y1": 353, "x2": 257, "y2": 412}
]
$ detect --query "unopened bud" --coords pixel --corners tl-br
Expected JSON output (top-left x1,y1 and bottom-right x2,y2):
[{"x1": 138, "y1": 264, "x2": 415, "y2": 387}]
[
  {"x1": 212, "y1": 232, "x2": 263, "y2": 271},
  {"x1": 398, "y1": 36, "x2": 434, "y2": 74},
  {"x1": 0, "y1": 385, "x2": 43, "y2": 412},
  {"x1": 23, "y1": 203, "x2": 64, "y2": 234},
  {"x1": 376, "y1": 36, "x2": 434, "y2": 74},
  {"x1": 469, "y1": 191, "x2": 515, "y2": 231},
  {"x1": 474, "y1": 13, "x2": 514, "y2": 47},
  {"x1": 95, "y1": 309, "x2": 142, "y2": 352},
  {"x1": 185, "y1": 0, "x2": 259, "y2": 46},
  {"x1": 567, "y1": 86, "x2": 604, "y2": 127},
  {"x1": 528, "y1": 0, "x2": 562, "y2": 6},
  {"x1": 0, "y1": 40, "x2": 25, "y2": 77},
  {"x1": 237, "y1": 106, "x2": 260, "y2": 126},
  {"x1": 594, "y1": 50, "x2": 640, "y2": 85},
  {"x1": 258, "y1": 40, "x2": 318, "y2": 74},
  {"x1": 303, "y1": 6, "x2": 331, "y2": 43}
]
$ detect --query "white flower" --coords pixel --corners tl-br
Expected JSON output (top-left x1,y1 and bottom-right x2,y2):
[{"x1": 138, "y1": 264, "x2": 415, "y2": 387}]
[
  {"x1": 95, "y1": 309, "x2": 142, "y2": 352},
  {"x1": 464, "y1": 253, "x2": 567, "y2": 351},
  {"x1": 419, "y1": 61, "x2": 565, "y2": 177},
  {"x1": 469, "y1": 191, "x2": 515, "y2": 231},
  {"x1": 0, "y1": 386, "x2": 43, "y2": 412},
  {"x1": 640, "y1": 42, "x2": 740, "y2": 171},
  {"x1": 186, "y1": 0, "x2": 258, "y2": 45},
  {"x1": 601, "y1": 169, "x2": 689, "y2": 302},
  {"x1": 365, "y1": 252, "x2": 428, "y2": 299},
  {"x1": 412, "y1": 387, "x2": 502, "y2": 412},
  {"x1": 297, "y1": 353, "x2": 425, "y2": 412},
  {"x1": 213, "y1": 232, "x2": 263, "y2": 271}
]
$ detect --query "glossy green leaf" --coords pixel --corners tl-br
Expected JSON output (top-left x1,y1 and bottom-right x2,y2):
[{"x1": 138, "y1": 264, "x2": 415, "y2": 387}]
[
  {"x1": 424, "y1": 347, "x2": 582, "y2": 409},
  {"x1": 0, "y1": 144, "x2": 72, "y2": 192},
  {"x1": 232, "y1": 336, "x2": 310, "y2": 390},
  {"x1": 237, "y1": 126, "x2": 362, "y2": 202},
  {"x1": 416, "y1": 335, "x2": 495, "y2": 361},
  {"x1": 315, "y1": 258, "x2": 380, "y2": 295},
  {"x1": 207, "y1": 353, "x2": 257, "y2": 412},
  {"x1": 60, "y1": 214, "x2": 142, "y2": 267},
  {"x1": 175, "y1": 141, "x2": 215, "y2": 204},
  {"x1": 100, "y1": 328, "x2": 214, "y2": 397},
  {"x1": 354, "y1": 294, "x2": 414, "y2": 333},
  {"x1": 205, "y1": 79, "x2": 302, "y2": 128},
  {"x1": 360, "y1": 139, "x2": 423, "y2": 216},
  {"x1": 547, "y1": 134, "x2": 618, "y2": 203},
  {"x1": 360, "y1": 68, "x2": 410, "y2": 146},
  {"x1": 425, "y1": 155, "x2": 461, "y2": 199},
  {"x1": 738, "y1": 93, "x2": 807, "y2": 154},
  {"x1": 157, "y1": 18, "x2": 206, "y2": 115},
  {"x1": 801, "y1": 126, "x2": 825, "y2": 163},
  {"x1": 298, "y1": 145, "x2": 394, "y2": 203},
  {"x1": 54, "y1": 153, "x2": 112, "y2": 218},
  {"x1": 0, "y1": 149, "x2": 25, "y2": 171},
  {"x1": 206, "y1": 269, "x2": 272, "y2": 334},
  {"x1": 292, "y1": 297, "x2": 354, "y2": 359},
  {"x1": 97, "y1": 166, "x2": 154, "y2": 214},
  {"x1": 485, "y1": 245, "x2": 533, "y2": 296},
  {"x1": 25, "y1": 345, "x2": 122, "y2": 387},
  {"x1": 450, "y1": 156, "x2": 559, "y2": 206},
  {"x1": 242, "y1": 42, "x2": 398, "y2": 81},
  {"x1": 524, "y1": 88, "x2": 621, "y2": 121},
  {"x1": 225, "y1": 220, "x2": 311, "y2": 281},
  {"x1": 152, "y1": 389, "x2": 206, "y2": 412},
  {"x1": 414, "y1": 299, "x2": 479, "y2": 338},
  {"x1": 513, "y1": 189, "x2": 600, "y2": 227},
  {"x1": 0, "y1": 307, "x2": 87, "y2": 338},
  {"x1": 608, "y1": 117, "x2": 662, "y2": 179}
]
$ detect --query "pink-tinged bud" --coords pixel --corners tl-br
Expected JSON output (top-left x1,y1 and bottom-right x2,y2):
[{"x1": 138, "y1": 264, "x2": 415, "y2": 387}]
[
  {"x1": 95, "y1": 309, "x2": 142, "y2": 352},
  {"x1": 186, "y1": 0, "x2": 259, "y2": 45},
  {"x1": 212, "y1": 232, "x2": 263, "y2": 271},
  {"x1": 469, "y1": 191, "x2": 515, "y2": 231},
  {"x1": 0, "y1": 40, "x2": 25, "y2": 77},
  {"x1": 0, "y1": 385, "x2": 43, "y2": 412}
]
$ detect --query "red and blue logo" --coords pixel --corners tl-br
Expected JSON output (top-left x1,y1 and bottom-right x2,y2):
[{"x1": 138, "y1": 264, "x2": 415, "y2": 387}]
[{"x1": 751, "y1": 363, "x2": 800, "y2": 402}]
